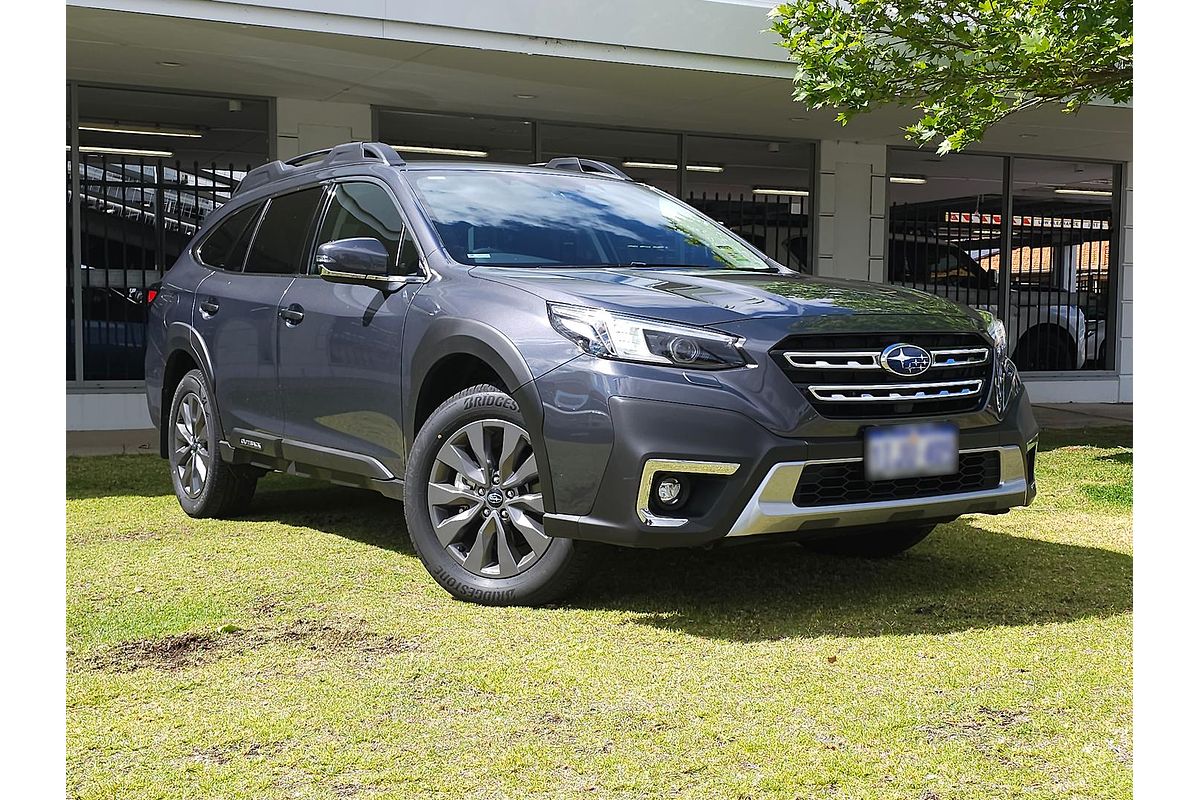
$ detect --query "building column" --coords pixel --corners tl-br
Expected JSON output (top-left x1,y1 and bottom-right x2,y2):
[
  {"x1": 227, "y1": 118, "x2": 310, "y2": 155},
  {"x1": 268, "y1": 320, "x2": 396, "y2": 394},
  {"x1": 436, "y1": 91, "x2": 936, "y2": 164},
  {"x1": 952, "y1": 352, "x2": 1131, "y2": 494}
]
[
  {"x1": 814, "y1": 141, "x2": 888, "y2": 282},
  {"x1": 1117, "y1": 162, "x2": 1133, "y2": 402},
  {"x1": 274, "y1": 98, "x2": 375, "y2": 160}
]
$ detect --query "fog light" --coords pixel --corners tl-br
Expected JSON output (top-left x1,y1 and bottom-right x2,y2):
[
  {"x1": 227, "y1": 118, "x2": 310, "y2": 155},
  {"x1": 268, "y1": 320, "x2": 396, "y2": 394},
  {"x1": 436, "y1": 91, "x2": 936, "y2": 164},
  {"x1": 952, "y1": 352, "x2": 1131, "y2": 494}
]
[{"x1": 654, "y1": 475, "x2": 688, "y2": 508}]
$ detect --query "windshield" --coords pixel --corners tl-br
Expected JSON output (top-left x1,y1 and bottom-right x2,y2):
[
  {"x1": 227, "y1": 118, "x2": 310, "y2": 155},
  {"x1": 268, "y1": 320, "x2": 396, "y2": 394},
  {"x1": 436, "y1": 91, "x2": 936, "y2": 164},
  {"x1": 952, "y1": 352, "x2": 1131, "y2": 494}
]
[{"x1": 409, "y1": 170, "x2": 772, "y2": 270}]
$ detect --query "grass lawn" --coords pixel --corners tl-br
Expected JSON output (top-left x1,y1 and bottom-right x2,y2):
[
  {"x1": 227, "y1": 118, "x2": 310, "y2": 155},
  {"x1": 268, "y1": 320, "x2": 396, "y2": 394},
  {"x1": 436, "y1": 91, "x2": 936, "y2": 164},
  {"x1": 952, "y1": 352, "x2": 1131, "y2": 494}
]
[{"x1": 66, "y1": 427, "x2": 1132, "y2": 800}]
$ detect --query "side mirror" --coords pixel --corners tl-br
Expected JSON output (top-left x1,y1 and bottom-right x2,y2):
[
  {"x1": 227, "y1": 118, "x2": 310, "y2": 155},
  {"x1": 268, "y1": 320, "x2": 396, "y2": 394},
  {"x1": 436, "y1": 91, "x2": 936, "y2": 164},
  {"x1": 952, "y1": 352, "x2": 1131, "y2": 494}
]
[{"x1": 317, "y1": 238, "x2": 411, "y2": 290}]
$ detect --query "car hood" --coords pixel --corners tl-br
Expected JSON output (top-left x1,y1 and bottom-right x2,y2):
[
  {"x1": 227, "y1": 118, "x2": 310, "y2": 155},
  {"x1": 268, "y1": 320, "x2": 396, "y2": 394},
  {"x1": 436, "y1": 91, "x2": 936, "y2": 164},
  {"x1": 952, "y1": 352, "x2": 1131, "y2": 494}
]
[{"x1": 471, "y1": 266, "x2": 983, "y2": 330}]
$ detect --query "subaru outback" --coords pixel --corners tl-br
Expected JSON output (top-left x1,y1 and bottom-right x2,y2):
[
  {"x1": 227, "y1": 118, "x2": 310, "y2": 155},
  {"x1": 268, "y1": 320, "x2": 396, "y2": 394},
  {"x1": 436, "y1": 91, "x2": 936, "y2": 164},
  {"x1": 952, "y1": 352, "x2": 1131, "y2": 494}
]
[{"x1": 145, "y1": 142, "x2": 1038, "y2": 606}]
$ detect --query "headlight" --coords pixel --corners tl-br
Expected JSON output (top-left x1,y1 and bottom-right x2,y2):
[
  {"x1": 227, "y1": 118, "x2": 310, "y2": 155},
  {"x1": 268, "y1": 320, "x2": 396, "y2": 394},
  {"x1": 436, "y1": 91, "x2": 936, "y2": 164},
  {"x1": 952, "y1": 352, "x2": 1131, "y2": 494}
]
[
  {"x1": 975, "y1": 309, "x2": 1008, "y2": 361},
  {"x1": 975, "y1": 309, "x2": 1020, "y2": 416},
  {"x1": 548, "y1": 303, "x2": 746, "y2": 370}
]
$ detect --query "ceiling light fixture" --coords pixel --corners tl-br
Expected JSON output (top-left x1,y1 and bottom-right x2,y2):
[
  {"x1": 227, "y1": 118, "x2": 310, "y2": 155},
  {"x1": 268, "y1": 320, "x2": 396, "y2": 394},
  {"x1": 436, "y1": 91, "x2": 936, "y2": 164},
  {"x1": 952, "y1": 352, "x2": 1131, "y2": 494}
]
[
  {"x1": 889, "y1": 175, "x2": 927, "y2": 185},
  {"x1": 752, "y1": 188, "x2": 809, "y2": 197},
  {"x1": 65, "y1": 144, "x2": 175, "y2": 157},
  {"x1": 1053, "y1": 188, "x2": 1113, "y2": 197},
  {"x1": 78, "y1": 123, "x2": 202, "y2": 139},
  {"x1": 513, "y1": 93, "x2": 537, "y2": 100},
  {"x1": 621, "y1": 161, "x2": 725, "y2": 173},
  {"x1": 389, "y1": 144, "x2": 489, "y2": 158},
  {"x1": 156, "y1": 60, "x2": 184, "y2": 67}
]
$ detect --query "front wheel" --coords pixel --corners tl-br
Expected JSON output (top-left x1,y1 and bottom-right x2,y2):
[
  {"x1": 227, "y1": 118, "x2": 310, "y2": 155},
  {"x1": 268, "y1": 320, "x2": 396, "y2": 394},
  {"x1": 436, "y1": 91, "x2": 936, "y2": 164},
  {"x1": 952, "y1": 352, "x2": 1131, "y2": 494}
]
[
  {"x1": 803, "y1": 524, "x2": 938, "y2": 558},
  {"x1": 403, "y1": 384, "x2": 593, "y2": 606}
]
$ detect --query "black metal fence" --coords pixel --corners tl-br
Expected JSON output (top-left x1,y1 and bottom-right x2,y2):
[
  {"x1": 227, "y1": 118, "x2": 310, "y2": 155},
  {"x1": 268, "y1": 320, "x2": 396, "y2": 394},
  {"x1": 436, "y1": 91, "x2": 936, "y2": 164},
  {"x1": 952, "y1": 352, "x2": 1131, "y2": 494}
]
[
  {"x1": 686, "y1": 192, "x2": 811, "y2": 273},
  {"x1": 67, "y1": 152, "x2": 251, "y2": 381},
  {"x1": 889, "y1": 193, "x2": 1117, "y2": 372}
]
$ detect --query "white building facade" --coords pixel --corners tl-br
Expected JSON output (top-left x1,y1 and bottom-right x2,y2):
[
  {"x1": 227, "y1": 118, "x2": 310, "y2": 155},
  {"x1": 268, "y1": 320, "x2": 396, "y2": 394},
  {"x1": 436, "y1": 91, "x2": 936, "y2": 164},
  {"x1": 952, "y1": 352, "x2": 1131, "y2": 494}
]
[{"x1": 66, "y1": 0, "x2": 1132, "y2": 436}]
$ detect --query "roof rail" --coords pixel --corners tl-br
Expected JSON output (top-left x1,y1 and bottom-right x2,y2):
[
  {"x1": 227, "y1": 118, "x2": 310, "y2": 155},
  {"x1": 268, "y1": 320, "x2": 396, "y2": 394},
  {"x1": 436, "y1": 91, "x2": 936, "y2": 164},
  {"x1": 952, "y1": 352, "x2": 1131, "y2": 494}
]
[
  {"x1": 539, "y1": 157, "x2": 631, "y2": 181},
  {"x1": 234, "y1": 142, "x2": 405, "y2": 196}
]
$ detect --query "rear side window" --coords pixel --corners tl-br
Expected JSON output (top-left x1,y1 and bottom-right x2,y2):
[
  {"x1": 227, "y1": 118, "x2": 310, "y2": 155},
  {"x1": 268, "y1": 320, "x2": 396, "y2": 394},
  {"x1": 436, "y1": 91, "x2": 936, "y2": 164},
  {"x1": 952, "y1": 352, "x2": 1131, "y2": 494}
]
[
  {"x1": 244, "y1": 187, "x2": 324, "y2": 275},
  {"x1": 197, "y1": 202, "x2": 262, "y2": 270}
]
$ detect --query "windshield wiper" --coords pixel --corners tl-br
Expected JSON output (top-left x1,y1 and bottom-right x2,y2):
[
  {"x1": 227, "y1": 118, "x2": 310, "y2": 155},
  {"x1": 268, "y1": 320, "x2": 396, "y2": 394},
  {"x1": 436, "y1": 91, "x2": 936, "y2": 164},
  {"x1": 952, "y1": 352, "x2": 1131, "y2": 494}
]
[{"x1": 621, "y1": 262, "x2": 773, "y2": 272}]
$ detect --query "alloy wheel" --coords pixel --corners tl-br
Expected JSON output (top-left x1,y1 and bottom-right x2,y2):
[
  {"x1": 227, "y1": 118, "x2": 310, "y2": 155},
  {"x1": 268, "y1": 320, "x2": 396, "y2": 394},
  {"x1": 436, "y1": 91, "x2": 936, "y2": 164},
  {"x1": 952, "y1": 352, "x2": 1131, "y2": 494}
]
[
  {"x1": 172, "y1": 392, "x2": 210, "y2": 498},
  {"x1": 427, "y1": 419, "x2": 549, "y2": 578}
]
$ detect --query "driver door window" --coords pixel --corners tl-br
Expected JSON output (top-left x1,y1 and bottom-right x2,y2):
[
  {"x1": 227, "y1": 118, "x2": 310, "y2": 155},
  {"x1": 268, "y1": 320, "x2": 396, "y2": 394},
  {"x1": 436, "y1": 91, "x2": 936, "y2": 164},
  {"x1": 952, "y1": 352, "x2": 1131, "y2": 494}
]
[{"x1": 313, "y1": 182, "x2": 420, "y2": 275}]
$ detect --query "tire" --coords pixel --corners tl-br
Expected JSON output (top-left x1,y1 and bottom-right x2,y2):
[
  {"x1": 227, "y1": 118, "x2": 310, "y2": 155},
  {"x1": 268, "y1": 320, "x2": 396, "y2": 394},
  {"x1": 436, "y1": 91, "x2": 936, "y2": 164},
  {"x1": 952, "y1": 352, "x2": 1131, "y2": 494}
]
[
  {"x1": 403, "y1": 384, "x2": 593, "y2": 606},
  {"x1": 803, "y1": 523, "x2": 938, "y2": 558},
  {"x1": 1015, "y1": 327, "x2": 1076, "y2": 371},
  {"x1": 167, "y1": 369, "x2": 259, "y2": 519}
]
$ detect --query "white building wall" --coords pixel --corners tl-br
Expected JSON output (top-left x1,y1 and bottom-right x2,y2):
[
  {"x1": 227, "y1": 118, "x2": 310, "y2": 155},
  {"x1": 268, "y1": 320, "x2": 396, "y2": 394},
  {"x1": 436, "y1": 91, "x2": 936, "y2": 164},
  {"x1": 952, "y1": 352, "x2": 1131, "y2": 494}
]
[
  {"x1": 815, "y1": 141, "x2": 887, "y2": 282},
  {"x1": 68, "y1": 392, "x2": 152, "y2": 431},
  {"x1": 274, "y1": 98, "x2": 373, "y2": 160},
  {"x1": 68, "y1": 0, "x2": 795, "y2": 79}
]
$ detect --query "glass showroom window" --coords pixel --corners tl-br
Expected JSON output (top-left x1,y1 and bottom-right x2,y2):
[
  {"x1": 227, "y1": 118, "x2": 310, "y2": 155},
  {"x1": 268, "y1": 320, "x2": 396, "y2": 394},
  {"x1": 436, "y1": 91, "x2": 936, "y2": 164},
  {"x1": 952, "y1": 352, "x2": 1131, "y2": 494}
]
[
  {"x1": 376, "y1": 109, "x2": 534, "y2": 164},
  {"x1": 66, "y1": 84, "x2": 270, "y2": 382},
  {"x1": 1009, "y1": 158, "x2": 1118, "y2": 371},
  {"x1": 887, "y1": 149, "x2": 1118, "y2": 372},
  {"x1": 685, "y1": 135, "x2": 814, "y2": 273},
  {"x1": 887, "y1": 149, "x2": 1005, "y2": 309},
  {"x1": 540, "y1": 124, "x2": 680, "y2": 195}
]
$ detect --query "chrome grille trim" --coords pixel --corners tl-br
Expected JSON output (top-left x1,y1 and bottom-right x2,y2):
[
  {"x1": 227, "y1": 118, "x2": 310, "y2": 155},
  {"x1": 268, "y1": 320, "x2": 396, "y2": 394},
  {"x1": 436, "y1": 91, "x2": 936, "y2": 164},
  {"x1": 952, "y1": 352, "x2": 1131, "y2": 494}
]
[
  {"x1": 807, "y1": 379, "x2": 983, "y2": 402},
  {"x1": 784, "y1": 347, "x2": 990, "y2": 370},
  {"x1": 930, "y1": 347, "x2": 990, "y2": 367},
  {"x1": 784, "y1": 351, "x2": 881, "y2": 369}
]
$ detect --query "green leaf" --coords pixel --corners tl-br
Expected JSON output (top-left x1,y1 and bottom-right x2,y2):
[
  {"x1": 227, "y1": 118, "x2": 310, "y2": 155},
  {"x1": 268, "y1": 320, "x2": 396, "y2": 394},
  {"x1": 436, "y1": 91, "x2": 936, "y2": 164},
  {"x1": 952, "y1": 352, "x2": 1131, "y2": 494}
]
[{"x1": 769, "y1": 0, "x2": 1131, "y2": 151}]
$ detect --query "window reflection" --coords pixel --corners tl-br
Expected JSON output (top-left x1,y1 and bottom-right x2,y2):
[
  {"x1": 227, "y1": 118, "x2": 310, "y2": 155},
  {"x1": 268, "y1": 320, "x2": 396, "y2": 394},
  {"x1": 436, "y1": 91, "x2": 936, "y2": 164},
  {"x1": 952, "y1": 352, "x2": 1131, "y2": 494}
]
[{"x1": 411, "y1": 170, "x2": 769, "y2": 270}]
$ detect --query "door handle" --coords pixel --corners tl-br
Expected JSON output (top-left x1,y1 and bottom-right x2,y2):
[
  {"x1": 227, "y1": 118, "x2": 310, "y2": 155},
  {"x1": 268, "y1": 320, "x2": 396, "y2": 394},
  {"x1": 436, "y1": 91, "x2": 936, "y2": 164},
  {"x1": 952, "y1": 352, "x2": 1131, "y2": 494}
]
[
  {"x1": 199, "y1": 298, "x2": 219, "y2": 317},
  {"x1": 278, "y1": 304, "x2": 305, "y2": 325}
]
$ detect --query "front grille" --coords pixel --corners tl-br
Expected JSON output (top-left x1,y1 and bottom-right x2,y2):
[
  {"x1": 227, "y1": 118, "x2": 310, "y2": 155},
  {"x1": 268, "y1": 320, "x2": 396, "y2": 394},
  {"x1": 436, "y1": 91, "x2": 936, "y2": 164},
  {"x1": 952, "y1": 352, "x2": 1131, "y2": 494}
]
[
  {"x1": 793, "y1": 451, "x2": 1002, "y2": 507},
  {"x1": 771, "y1": 332, "x2": 993, "y2": 419}
]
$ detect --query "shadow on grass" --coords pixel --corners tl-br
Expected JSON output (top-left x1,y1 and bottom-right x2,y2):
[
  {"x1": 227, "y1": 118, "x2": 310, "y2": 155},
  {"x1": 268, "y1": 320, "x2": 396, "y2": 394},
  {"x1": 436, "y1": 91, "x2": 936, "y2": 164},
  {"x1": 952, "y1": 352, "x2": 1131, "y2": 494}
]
[
  {"x1": 570, "y1": 522, "x2": 1131, "y2": 640},
  {"x1": 248, "y1": 484, "x2": 415, "y2": 554},
  {"x1": 246, "y1": 481, "x2": 1130, "y2": 642},
  {"x1": 69, "y1": 446, "x2": 1131, "y2": 642}
]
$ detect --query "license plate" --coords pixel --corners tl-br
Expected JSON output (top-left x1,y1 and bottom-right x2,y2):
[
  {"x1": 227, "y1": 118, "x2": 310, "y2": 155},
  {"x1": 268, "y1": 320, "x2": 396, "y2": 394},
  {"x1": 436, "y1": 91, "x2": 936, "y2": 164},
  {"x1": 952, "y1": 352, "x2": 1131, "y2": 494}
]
[{"x1": 864, "y1": 423, "x2": 959, "y2": 481}]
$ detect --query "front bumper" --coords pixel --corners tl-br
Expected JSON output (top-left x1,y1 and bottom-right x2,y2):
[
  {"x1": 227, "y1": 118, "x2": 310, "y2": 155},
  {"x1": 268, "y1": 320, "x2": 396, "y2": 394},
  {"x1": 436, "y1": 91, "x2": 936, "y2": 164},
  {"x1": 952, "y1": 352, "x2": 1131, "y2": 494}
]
[{"x1": 537, "y1": 359, "x2": 1039, "y2": 548}]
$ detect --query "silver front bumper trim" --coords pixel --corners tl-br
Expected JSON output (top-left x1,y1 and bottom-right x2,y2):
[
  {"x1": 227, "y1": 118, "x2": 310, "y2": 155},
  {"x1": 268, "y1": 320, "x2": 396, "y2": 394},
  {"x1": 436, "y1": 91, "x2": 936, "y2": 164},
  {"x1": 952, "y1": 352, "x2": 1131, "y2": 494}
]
[{"x1": 725, "y1": 445, "x2": 1028, "y2": 538}]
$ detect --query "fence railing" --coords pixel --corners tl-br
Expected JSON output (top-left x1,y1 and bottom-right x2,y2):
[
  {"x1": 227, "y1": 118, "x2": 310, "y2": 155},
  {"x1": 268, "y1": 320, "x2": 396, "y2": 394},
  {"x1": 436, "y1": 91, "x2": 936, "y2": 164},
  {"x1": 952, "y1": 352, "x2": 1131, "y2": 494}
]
[{"x1": 67, "y1": 152, "x2": 254, "y2": 382}]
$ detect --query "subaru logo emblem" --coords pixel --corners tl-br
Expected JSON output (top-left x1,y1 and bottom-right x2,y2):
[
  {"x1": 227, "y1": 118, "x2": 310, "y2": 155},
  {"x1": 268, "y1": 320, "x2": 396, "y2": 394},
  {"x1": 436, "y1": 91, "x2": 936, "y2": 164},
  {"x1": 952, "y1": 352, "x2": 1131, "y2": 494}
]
[
  {"x1": 486, "y1": 489, "x2": 505, "y2": 506},
  {"x1": 880, "y1": 343, "x2": 932, "y2": 376}
]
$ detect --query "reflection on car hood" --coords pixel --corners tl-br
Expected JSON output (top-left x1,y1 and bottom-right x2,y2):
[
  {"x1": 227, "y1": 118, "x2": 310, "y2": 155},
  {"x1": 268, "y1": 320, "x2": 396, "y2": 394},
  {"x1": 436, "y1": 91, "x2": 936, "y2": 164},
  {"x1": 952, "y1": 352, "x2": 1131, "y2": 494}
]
[{"x1": 472, "y1": 266, "x2": 979, "y2": 328}]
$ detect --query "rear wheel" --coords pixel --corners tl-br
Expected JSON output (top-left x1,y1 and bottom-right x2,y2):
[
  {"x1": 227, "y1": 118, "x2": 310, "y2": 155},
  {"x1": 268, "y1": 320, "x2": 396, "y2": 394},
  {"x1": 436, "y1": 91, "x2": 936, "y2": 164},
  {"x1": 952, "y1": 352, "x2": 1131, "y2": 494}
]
[
  {"x1": 167, "y1": 369, "x2": 258, "y2": 518},
  {"x1": 404, "y1": 384, "x2": 593, "y2": 606},
  {"x1": 803, "y1": 523, "x2": 938, "y2": 558}
]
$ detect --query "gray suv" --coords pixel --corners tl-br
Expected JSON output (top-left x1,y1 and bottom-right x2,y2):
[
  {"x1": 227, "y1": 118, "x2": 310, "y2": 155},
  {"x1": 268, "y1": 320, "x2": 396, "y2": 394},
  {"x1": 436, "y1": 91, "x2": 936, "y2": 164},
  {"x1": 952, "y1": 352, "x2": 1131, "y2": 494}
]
[{"x1": 145, "y1": 142, "x2": 1038, "y2": 605}]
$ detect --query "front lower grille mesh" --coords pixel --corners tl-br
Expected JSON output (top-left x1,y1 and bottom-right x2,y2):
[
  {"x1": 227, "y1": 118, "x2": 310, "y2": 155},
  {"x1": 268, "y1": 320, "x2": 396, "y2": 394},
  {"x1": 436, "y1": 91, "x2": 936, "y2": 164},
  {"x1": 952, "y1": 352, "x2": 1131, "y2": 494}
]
[
  {"x1": 792, "y1": 451, "x2": 1002, "y2": 507},
  {"x1": 771, "y1": 332, "x2": 994, "y2": 419}
]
